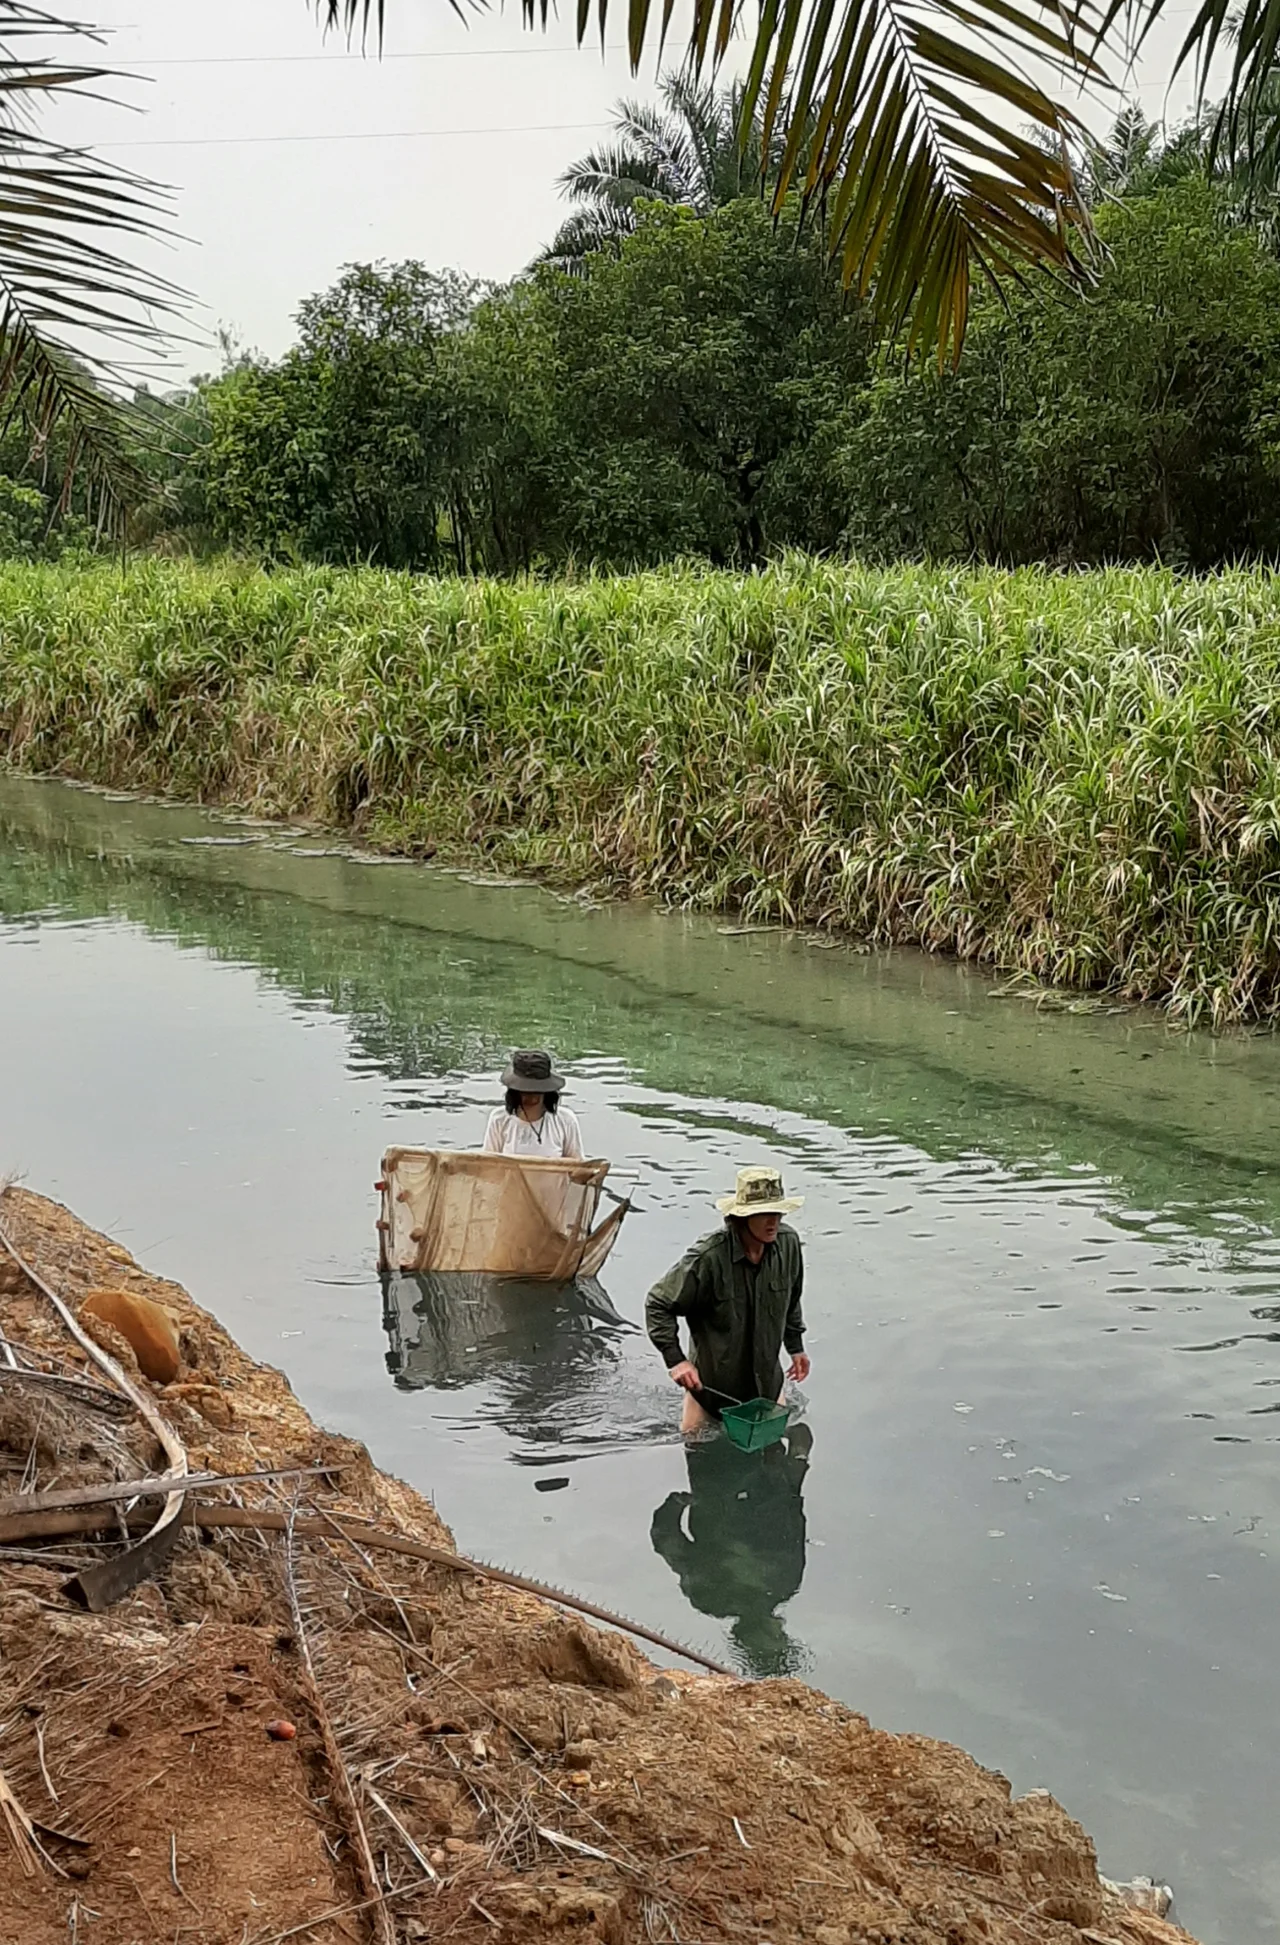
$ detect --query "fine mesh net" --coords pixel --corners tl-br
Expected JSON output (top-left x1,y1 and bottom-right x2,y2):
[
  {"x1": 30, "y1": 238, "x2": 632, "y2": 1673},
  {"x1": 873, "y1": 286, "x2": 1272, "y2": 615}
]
[{"x1": 378, "y1": 1147, "x2": 628, "y2": 1281}]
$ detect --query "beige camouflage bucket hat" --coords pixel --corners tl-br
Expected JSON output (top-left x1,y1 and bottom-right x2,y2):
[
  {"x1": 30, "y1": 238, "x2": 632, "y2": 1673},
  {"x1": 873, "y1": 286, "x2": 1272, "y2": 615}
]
[{"x1": 716, "y1": 1165, "x2": 804, "y2": 1218}]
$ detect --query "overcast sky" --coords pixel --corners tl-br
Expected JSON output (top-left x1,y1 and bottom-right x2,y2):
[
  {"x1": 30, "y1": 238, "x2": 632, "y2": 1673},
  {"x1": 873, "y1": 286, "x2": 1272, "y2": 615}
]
[{"x1": 44, "y1": 0, "x2": 1206, "y2": 382}]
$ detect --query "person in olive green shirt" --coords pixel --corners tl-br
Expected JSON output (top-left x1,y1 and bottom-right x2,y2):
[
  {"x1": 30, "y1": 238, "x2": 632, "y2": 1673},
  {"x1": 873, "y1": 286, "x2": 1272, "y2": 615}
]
[{"x1": 646, "y1": 1165, "x2": 811, "y2": 1434}]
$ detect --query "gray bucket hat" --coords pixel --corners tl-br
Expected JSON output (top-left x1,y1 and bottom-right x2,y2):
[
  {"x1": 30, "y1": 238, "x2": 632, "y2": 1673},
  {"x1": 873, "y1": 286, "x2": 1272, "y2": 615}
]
[{"x1": 501, "y1": 1048, "x2": 566, "y2": 1093}]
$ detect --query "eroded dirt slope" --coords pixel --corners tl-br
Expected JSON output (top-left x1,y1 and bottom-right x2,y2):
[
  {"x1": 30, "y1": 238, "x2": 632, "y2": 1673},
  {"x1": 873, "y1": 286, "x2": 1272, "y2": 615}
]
[{"x1": 0, "y1": 1188, "x2": 1197, "y2": 1945}]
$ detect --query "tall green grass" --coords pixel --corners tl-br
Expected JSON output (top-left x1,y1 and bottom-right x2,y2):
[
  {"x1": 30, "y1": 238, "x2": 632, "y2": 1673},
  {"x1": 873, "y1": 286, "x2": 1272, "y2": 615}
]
[{"x1": 4, "y1": 556, "x2": 1280, "y2": 1024}]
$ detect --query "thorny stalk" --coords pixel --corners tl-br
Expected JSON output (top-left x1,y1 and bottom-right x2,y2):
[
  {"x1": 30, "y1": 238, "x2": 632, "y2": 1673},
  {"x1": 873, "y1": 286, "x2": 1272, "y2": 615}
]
[
  {"x1": 282, "y1": 1502, "x2": 395, "y2": 1945},
  {"x1": 320, "y1": 1536, "x2": 728, "y2": 1938}
]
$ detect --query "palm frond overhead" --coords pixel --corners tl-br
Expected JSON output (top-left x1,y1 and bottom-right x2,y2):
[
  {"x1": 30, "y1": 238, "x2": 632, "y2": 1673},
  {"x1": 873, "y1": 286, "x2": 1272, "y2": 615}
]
[
  {"x1": 326, "y1": 0, "x2": 1103, "y2": 365},
  {"x1": 0, "y1": 3, "x2": 184, "y2": 533},
  {"x1": 742, "y1": 0, "x2": 1106, "y2": 361}
]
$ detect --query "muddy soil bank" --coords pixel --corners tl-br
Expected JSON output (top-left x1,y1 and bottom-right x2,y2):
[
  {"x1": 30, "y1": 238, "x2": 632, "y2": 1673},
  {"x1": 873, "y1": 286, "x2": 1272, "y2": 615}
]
[{"x1": 0, "y1": 1187, "x2": 1196, "y2": 1945}]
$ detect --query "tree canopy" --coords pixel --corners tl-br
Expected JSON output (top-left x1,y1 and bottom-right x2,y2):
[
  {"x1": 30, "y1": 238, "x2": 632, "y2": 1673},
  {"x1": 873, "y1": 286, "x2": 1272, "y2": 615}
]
[
  {"x1": 10, "y1": 0, "x2": 1280, "y2": 533},
  {"x1": 324, "y1": 0, "x2": 1280, "y2": 370},
  {"x1": 842, "y1": 179, "x2": 1280, "y2": 567},
  {"x1": 139, "y1": 165, "x2": 1280, "y2": 575}
]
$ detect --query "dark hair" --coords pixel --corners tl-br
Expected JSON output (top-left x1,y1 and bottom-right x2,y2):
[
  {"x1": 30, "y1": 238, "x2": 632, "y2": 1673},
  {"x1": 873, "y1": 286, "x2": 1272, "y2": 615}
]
[
  {"x1": 505, "y1": 1088, "x2": 561, "y2": 1116},
  {"x1": 727, "y1": 1213, "x2": 777, "y2": 1235}
]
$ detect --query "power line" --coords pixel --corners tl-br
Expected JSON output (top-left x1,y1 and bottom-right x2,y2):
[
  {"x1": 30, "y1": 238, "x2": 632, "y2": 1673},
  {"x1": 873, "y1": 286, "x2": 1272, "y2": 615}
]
[
  {"x1": 121, "y1": 45, "x2": 629, "y2": 66},
  {"x1": 99, "y1": 118, "x2": 613, "y2": 150}
]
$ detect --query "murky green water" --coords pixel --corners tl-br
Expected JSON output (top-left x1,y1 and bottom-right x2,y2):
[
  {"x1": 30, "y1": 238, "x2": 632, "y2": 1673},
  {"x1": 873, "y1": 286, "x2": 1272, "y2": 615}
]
[{"x1": 2, "y1": 773, "x2": 1278, "y2": 1945}]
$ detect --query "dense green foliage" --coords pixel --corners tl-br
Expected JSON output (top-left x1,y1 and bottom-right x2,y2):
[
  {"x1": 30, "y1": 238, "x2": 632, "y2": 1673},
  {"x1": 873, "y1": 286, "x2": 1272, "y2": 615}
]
[
  {"x1": 177, "y1": 203, "x2": 868, "y2": 570},
  {"x1": 843, "y1": 182, "x2": 1280, "y2": 567},
  {"x1": 141, "y1": 177, "x2": 1280, "y2": 573},
  {"x1": 190, "y1": 267, "x2": 481, "y2": 570},
  {"x1": 6, "y1": 556, "x2": 1280, "y2": 1024},
  {"x1": 0, "y1": 410, "x2": 110, "y2": 562}
]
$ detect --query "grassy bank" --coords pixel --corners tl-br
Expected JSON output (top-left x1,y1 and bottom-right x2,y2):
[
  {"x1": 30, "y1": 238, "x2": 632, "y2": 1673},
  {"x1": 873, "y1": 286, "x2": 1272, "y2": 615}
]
[{"x1": 3, "y1": 556, "x2": 1280, "y2": 1024}]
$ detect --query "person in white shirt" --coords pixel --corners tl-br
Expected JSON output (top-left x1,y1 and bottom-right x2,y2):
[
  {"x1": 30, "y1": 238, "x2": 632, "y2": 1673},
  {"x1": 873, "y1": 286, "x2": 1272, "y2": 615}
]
[{"x1": 482, "y1": 1049, "x2": 584, "y2": 1159}]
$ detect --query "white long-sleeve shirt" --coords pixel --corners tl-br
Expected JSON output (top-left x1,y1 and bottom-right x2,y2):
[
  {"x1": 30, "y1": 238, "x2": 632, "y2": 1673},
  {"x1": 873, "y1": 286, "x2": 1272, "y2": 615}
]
[{"x1": 482, "y1": 1105, "x2": 584, "y2": 1159}]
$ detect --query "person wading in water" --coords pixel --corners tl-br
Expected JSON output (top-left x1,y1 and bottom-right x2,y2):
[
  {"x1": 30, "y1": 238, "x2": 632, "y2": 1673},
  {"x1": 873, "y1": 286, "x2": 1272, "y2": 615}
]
[
  {"x1": 482, "y1": 1048, "x2": 584, "y2": 1159},
  {"x1": 646, "y1": 1165, "x2": 810, "y2": 1434}
]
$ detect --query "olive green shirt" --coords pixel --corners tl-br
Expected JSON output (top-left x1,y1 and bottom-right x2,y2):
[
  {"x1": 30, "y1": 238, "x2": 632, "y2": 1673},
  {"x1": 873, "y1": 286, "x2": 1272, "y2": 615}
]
[{"x1": 645, "y1": 1223, "x2": 805, "y2": 1409}]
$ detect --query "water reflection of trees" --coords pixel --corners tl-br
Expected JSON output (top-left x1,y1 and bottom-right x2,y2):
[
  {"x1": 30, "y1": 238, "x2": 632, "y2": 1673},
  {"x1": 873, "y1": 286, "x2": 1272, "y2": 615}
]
[
  {"x1": 650, "y1": 1425, "x2": 813, "y2": 1679},
  {"x1": 381, "y1": 1270, "x2": 642, "y2": 1455},
  {"x1": 7, "y1": 798, "x2": 1280, "y2": 1237}
]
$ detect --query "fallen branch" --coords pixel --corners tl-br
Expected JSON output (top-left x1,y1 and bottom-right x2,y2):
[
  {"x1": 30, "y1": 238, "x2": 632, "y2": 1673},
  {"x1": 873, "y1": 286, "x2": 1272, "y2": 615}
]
[
  {"x1": 0, "y1": 1546, "x2": 107, "y2": 1571},
  {"x1": 0, "y1": 1463, "x2": 339, "y2": 1520},
  {"x1": 33, "y1": 1720, "x2": 58, "y2": 1807},
  {"x1": 0, "y1": 1211, "x2": 188, "y2": 1611},
  {"x1": 537, "y1": 1826, "x2": 620, "y2": 1865},
  {"x1": 363, "y1": 1780, "x2": 438, "y2": 1882},
  {"x1": 0, "y1": 1365, "x2": 133, "y2": 1418},
  {"x1": 249, "y1": 1878, "x2": 424, "y2": 1945},
  {"x1": 0, "y1": 1499, "x2": 734, "y2": 1677}
]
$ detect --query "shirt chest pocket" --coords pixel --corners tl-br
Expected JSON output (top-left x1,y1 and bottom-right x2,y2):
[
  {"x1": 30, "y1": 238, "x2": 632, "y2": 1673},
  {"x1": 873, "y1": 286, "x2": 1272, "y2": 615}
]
[{"x1": 691, "y1": 1282, "x2": 736, "y2": 1330}]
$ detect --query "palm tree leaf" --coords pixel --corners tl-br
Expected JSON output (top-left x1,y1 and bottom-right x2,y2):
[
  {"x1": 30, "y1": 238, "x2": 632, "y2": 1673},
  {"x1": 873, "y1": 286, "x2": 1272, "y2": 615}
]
[
  {"x1": 712, "y1": 0, "x2": 738, "y2": 64},
  {"x1": 658, "y1": 73, "x2": 725, "y2": 198},
  {"x1": 798, "y1": 2, "x2": 872, "y2": 194},
  {"x1": 627, "y1": 0, "x2": 656, "y2": 68},
  {"x1": 333, "y1": 0, "x2": 1099, "y2": 362},
  {"x1": 740, "y1": 0, "x2": 780, "y2": 143},
  {"x1": 0, "y1": 302, "x2": 153, "y2": 530},
  {"x1": 559, "y1": 144, "x2": 677, "y2": 207},
  {"x1": 320, "y1": 0, "x2": 387, "y2": 37},
  {"x1": 910, "y1": 24, "x2": 1078, "y2": 121},
  {"x1": 1093, "y1": 0, "x2": 1280, "y2": 172},
  {"x1": 533, "y1": 203, "x2": 637, "y2": 272},
  {"x1": 778, "y1": 0, "x2": 841, "y2": 195},
  {"x1": 0, "y1": 5, "x2": 186, "y2": 534},
  {"x1": 615, "y1": 93, "x2": 707, "y2": 200},
  {"x1": 928, "y1": 0, "x2": 1103, "y2": 63},
  {"x1": 758, "y1": 0, "x2": 811, "y2": 166},
  {"x1": 769, "y1": 0, "x2": 1094, "y2": 361}
]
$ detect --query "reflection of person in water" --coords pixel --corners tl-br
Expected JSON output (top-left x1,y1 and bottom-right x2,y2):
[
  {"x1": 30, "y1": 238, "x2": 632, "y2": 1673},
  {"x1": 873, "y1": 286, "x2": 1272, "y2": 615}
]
[{"x1": 650, "y1": 1422, "x2": 813, "y2": 1678}]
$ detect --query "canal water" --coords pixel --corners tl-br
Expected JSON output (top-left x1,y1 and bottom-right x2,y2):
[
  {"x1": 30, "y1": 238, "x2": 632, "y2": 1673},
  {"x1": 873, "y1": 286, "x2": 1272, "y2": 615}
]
[{"x1": 1, "y1": 772, "x2": 1277, "y2": 1945}]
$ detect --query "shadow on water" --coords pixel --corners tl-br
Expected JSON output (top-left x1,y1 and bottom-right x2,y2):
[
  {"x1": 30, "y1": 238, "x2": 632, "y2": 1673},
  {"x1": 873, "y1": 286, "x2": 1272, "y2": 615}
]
[
  {"x1": 650, "y1": 1424, "x2": 814, "y2": 1680},
  {"x1": 382, "y1": 1269, "x2": 631, "y2": 1390},
  {"x1": 380, "y1": 1270, "x2": 670, "y2": 1461}
]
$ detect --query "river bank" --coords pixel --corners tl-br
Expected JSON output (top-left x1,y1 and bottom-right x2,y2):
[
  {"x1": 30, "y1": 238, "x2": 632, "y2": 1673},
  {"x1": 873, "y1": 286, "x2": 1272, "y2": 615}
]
[
  {"x1": 0, "y1": 1183, "x2": 1195, "y2": 1945},
  {"x1": 4, "y1": 557, "x2": 1280, "y2": 1024}
]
